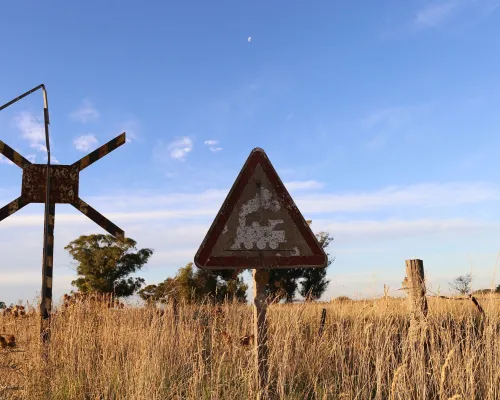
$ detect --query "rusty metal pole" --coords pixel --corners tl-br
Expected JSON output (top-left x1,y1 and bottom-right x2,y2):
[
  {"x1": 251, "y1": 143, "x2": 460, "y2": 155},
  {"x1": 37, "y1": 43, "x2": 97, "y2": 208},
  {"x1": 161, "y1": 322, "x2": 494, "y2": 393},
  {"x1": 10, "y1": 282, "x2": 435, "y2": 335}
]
[
  {"x1": 0, "y1": 85, "x2": 45, "y2": 112},
  {"x1": 1, "y1": 86, "x2": 126, "y2": 346},
  {"x1": 0, "y1": 84, "x2": 53, "y2": 338},
  {"x1": 40, "y1": 87, "x2": 53, "y2": 343},
  {"x1": 40, "y1": 204, "x2": 54, "y2": 338},
  {"x1": 253, "y1": 269, "x2": 269, "y2": 400}
]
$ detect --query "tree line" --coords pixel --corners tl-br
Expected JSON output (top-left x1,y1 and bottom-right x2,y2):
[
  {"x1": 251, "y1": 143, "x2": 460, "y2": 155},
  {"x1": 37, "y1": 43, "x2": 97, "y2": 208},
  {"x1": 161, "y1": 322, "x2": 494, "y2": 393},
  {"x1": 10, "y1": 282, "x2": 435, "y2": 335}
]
[
  {"x1": 59, "y1": 223, "x2": 334, "y2": 305},
  {"x1": 3, "y1": 238, "x2": 500, "y2": 309}
]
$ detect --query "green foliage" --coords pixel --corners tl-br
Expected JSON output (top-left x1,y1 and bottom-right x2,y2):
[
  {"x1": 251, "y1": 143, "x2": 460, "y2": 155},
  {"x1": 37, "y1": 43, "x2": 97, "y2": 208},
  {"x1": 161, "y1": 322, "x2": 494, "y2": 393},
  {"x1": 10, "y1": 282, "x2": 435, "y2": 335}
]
[
  {"x1": 266, "y1": 229, "x2": 334, "y2": 303},
  {"x1": 0, "y1": 301, "x2": 5, "y2": 309},
  {"x1": 496, "y1": 284, "x2": 500, "y2": 293},
  {"x1": 299, "y1": 231, "x2": 334, "y2": 301},
  {"x1": 65, "y1": 234, "x2": 153, "y2": 298},
  {"x1": 140, "y1": 223, "x2": 332, "y2": 305},
  {"x1": 267, "y1": 269, "x2": 303, "y2": 303},
  {"x1": 138, "y1": 263, "x2": 248, "y2": 304}
]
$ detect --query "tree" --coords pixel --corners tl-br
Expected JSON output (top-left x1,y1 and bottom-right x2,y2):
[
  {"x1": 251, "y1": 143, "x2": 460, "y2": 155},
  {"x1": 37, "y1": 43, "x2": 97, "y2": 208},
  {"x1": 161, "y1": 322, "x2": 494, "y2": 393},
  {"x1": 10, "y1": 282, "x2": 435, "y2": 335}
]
[
  {"x1": 267, "y1": 269, "x2": 303, "y2": 303},
  {"x1": 139, "y1": 263, "x2": 248, "y2": 305},
  {"x1": 266, "y1": 223, "x2": 334, "y2": 303},
  {"x1": 138, "y1": 283, "x2": 170, "y2": 304},
  {"x1": 0, "y1": 302, "x2": 5, "y2": 309},
  {"x1": 65, "y1": 234, "x2": 153, "y2": 297},
  {"x1": 299, "y1": 231, "x2": 334, "y2": 301},
  {"x1": 496, "y1": 284, "x2": 500, "y2": 293},
  {"x1": 449, "y1": 273, "x2": 472, "y2": 295}
]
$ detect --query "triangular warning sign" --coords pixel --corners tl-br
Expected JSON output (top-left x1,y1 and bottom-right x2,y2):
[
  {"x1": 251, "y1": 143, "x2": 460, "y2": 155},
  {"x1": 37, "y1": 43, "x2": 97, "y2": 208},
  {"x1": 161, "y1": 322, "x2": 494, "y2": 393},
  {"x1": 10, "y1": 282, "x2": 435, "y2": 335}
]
[{"x1": 194, "y1": 148, "x2": 328, "y2": 270}]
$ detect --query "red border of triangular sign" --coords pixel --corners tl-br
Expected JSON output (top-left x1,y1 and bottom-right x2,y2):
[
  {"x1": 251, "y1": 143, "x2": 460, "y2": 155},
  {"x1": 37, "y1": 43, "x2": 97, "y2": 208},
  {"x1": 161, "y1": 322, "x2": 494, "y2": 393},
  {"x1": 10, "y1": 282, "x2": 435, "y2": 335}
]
[{"x1": 194, "y1": 147, "x2": 328, "y2": 269}]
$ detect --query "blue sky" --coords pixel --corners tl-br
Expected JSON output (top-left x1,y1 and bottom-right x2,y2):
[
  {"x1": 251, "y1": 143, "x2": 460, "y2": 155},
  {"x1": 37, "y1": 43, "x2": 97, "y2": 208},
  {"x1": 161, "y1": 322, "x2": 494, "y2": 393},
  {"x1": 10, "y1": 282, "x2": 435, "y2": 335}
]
[{"x1": 1, "y1": 1, "x2": 500, "y2": 304}]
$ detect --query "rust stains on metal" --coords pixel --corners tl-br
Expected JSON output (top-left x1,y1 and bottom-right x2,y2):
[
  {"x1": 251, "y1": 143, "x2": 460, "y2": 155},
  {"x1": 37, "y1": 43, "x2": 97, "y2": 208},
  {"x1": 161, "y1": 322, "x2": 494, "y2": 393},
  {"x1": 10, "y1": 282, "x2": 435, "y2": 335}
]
[
  {"x1": 22, "y1": 165, "x2": 79, "y2": 204},
  {"x1": 0, "y1": 132, "x2": 127, "y2": 240},
  {"x1": 72, "y1": 198, "x2": 124, "y2": 239},
  {"x1": 0, "y1": 197, "x2": 28, "y2": 222},
  {"x1": 73, "y1": 132, "x2": 126, "y2": 172},
  {"x1": 0, "y1": 140, "x2": 32, "y2": 169}
]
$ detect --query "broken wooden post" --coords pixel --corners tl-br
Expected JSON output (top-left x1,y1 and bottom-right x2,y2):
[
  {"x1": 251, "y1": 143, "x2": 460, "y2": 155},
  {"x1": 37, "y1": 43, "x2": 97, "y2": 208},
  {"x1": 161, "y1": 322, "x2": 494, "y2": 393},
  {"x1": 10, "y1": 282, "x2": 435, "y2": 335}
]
[
  {"x1": 172, "y1": 296, "x2": 179, "y2": 334},
  {"x1": 404, "y1": 258, "x2": 431, "y2": 397},
  {"x1": 405, "y1": 259, "x2": 428, "y2": 324},
  {"x1": 318, "y1": 308, "x2": 327, "y2": 337},
  {"x1": 468, "y1": 294, "x2": 485, "y2": 316}
]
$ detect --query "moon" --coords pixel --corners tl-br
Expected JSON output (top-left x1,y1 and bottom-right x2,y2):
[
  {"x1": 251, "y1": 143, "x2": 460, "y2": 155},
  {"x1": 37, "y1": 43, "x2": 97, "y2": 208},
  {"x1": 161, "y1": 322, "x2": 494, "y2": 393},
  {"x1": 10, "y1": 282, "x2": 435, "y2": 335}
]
[{"x1": 248, "y1": 36, "x2": 252, "y2": 43}]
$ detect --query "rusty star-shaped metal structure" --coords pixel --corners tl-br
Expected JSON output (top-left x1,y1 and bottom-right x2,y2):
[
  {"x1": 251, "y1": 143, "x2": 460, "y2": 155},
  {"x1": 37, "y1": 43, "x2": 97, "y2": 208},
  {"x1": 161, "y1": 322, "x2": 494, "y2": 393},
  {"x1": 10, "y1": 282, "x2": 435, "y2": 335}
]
[{"x1": 0, "y1": 133, "x2": 126, "y2": 238}]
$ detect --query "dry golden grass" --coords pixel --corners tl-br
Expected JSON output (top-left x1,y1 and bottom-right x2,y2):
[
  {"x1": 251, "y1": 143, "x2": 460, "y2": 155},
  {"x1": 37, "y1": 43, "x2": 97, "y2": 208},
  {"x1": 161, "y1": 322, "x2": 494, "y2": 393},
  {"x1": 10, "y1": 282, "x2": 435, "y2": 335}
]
[{"x1": 1, "y1": 295, "x2": 500, "y2": 399}]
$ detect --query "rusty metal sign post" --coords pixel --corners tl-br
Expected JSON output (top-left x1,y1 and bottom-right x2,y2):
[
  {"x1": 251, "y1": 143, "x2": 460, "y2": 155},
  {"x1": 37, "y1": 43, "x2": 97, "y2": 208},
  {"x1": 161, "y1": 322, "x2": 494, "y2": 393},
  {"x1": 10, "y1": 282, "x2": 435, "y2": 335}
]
[
  {"x1": 194, "y1": 147, "x2": 327, "y2": 399},
  {"x1": 0, "y1": 85, "x2": 126, "y2": 343}
]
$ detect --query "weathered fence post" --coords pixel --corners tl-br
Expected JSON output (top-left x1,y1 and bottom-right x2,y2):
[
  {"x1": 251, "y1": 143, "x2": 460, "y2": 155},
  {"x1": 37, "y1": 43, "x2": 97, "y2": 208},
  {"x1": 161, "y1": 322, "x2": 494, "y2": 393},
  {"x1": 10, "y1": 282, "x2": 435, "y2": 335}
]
[
  {"x1": 318, "y1": 308, "x2": 327, "y2": 337},
  {"x1": 253, "y1": 269, "x2": 270, "y2": 400},
  {"x1": 405, "y1": 259, "x2": 428, "y2": 324},
  {"x1": 172, "y1": 297, "x2": 179, "y2": 332},
  {"x1": 404, "y1": 259, "x2": 431, "y2": 397}
]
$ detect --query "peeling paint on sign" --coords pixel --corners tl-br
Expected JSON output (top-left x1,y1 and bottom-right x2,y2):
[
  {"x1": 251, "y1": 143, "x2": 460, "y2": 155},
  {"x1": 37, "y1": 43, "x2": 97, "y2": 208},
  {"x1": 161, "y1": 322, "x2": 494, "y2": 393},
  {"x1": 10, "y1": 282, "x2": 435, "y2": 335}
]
[
  {"x1": 194, "y1": 147, "x2": 327, "y2": 269},
  {"x1": 230, "y1": 187, "x2": 287, "y2": 251}
]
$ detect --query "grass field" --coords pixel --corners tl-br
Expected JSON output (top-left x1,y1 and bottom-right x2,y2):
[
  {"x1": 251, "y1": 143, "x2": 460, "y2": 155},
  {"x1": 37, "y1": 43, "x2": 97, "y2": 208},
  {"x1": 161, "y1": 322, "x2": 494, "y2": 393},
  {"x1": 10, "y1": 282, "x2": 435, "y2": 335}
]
[{"x1": 1, "y1": 295, "x2": 499, "y2": 399}]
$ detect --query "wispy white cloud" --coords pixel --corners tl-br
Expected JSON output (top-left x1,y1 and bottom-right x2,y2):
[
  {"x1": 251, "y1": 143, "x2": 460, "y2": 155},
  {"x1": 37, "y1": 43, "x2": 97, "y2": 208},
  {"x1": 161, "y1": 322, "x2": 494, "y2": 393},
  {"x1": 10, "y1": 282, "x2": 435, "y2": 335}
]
[
  {"x1": 204, "y1": 139, "x2": 223, "y2": 153},
  {"x1": 40, "y1": 154, "x2": 60, "y2": 164},
  {"x1": 31, "y1": 143, "x2": 47, "y2": 153},
  {"x1": 3, "y1": 182, "x2": 498, "y2": 229},
  {"x1": 0, "y1": 271, "x2": 74, "y2": 287},
  {"x1": 362, "y1": 104, "x2": 431, "y2": 130},
  {"x1": 70, "y1": 99, "x2": 99, "y2": 123},
  {"x1": 73, "y1": 134, "x2": 98, "y2": 152},
  {"x1": 0, "y1": 155, "x2": 14, "y2": 165},
  {"x1": 318, "y1": 218, "x2": 497, "y2": 241},
  {"x1": 2, "y1": 180, "x2": 500, "y2": 303},
  {"x1": 415, "y1": 0, "x2": 459, "y2": 28},
  {"x1": 413, "y1": 0, "x2": 498, "y2": 29},
  {"x1": 121, "y1": 118, "x2": 141, "y2": 143},
  {"x1": 296, "y1": 182, "x2": 500, "y2": 213},
  {"x1": 361, "y1": 104, "x2": 432, "y2": 150},
  {"x1": 14, "y1": 112, "x2": 46, "y2": 152},
  {"x1": 10, "y1": 112, "x2": 60, "y2": 160},
  {"x1": 0, "y1": 150, "x2": 36, "y2": 165},
  {"x1": 284, "y1": 180, "x2": 324, "y2": 191},
  {"x1": 168, "y1": 137, "x2": 193, "y2": 160},
  {"x1": 93, "y1": 182, "x2": 500, "y2": 216},
  {"x1": 364, "y1": 133, "x2": 390, "y2": 151}
]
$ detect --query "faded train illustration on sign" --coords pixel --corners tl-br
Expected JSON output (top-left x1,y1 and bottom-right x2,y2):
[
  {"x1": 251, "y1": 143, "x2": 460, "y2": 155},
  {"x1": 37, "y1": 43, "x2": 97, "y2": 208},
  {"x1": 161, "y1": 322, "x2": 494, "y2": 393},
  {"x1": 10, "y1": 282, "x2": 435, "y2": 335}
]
[
  {"x1": 229, "y1": 187, "x2": 290, "y2": 251},
  {"x1": 194, "y1": 147, "x2": 327, "y2": 269}
]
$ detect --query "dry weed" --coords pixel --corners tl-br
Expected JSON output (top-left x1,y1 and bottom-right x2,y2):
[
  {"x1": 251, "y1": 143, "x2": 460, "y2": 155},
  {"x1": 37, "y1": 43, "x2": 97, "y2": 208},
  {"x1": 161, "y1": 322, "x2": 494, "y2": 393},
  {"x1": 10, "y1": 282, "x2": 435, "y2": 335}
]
[{"x1": 0, "y1": 296, "x2": 498, "y2": 399}]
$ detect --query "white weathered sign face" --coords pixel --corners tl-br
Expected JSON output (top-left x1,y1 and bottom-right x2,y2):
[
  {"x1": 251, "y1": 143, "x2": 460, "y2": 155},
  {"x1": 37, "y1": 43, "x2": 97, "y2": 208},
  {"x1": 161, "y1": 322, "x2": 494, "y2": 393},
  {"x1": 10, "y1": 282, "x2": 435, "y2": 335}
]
[
  {"x1": 194, "y1": 148, "x2": 327, "y2": 270},
  {"x1": 212, "y1": 163, "x2": 313, "y2": 258}
]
